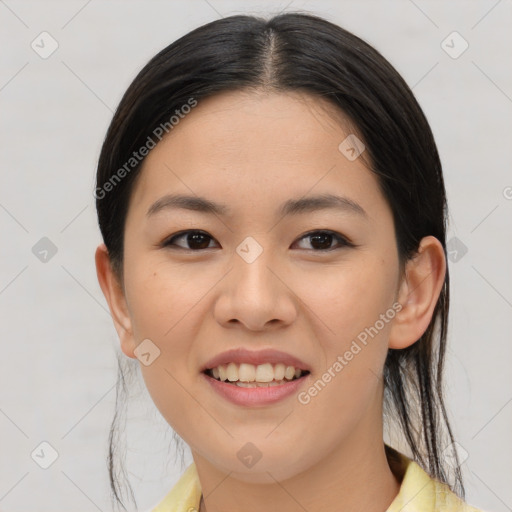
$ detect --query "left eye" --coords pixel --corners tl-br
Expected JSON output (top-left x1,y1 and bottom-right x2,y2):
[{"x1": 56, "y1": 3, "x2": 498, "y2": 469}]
[
  {"x1": 162, "y1": 230, "x2": 352, "y2": 251},
  {"x1": 293, "y1": 230, "x2": 351, "y2": 251}
]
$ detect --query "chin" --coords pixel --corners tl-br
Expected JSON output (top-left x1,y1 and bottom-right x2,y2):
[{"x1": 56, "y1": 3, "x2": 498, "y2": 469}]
[{"x1": 204, "y1": 450, "x2": 310, "y2": 484}]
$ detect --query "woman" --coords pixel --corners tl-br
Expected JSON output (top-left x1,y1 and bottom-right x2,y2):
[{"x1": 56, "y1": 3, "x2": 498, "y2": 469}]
[{"x1": 94, "y1": 12, "x2": 485, "y2": 512}]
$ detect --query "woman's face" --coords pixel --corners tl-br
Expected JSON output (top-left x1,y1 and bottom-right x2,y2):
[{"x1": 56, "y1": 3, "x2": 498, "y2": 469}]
[{"x1": 118, "y1": 90, "x2": 403, "y2": 482}]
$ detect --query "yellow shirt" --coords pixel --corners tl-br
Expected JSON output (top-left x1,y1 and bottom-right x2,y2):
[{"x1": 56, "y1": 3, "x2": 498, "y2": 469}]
[{"x1": 151, "y1": 446, "x2": 486, "y2": 512}]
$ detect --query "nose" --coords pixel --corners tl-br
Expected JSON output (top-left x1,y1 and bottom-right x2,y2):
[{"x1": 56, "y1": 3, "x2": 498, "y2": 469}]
[{"x1": 213, "y1": 241, "x2": 298, "y2": 331}]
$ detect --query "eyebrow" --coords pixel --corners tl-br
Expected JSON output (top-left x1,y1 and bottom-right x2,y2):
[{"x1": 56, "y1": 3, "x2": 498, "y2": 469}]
[{"x1": 146, "y1": 193, "x2": 368, "y2": 219}]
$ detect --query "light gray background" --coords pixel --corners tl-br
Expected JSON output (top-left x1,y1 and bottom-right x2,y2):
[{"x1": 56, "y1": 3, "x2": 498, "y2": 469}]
[{"x1": 1, "y1": 1, "x2": 511, "y2": 511}]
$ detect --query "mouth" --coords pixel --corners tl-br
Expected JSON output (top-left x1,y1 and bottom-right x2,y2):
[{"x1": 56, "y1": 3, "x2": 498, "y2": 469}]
[{"x1": 203, "y1": 362, "x2": 310, "y2": 388}]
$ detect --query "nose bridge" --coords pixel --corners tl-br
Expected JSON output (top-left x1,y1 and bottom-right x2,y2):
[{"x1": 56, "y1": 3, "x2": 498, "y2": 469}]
[
  {"x1": 214, "y1": 235, "x2": 296, "y2": 329},
  {"x1": 232, "y1": 235, "x2": 277, "y2": 300}
]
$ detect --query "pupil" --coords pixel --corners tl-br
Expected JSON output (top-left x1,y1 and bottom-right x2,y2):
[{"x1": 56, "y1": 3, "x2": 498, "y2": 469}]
[
  {"x1": 311, "y1": 233, "x2": 332, "y2": 250},
  {"x1": 189, "y1": 232, "x2": 209, "y2": 249}
]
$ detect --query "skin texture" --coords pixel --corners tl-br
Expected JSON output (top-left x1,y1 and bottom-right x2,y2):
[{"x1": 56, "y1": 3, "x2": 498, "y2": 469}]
[{"x1": 96, "y1": 90, "x2": 446, "y2": 512}]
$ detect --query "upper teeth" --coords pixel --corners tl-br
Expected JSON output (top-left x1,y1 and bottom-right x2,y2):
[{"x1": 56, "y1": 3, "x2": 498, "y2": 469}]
[{"x1": 210, "y1": 363, "x2": 303, "y2": 382}]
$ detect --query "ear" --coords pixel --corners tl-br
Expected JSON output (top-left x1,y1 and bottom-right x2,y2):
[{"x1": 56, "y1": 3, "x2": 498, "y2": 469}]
[
  {"x1": 95, "y1": 243, "x2": 137, "y2": 359},
  {"x1": 388, "y1": 236, "x2": 446, "y2": 350}
]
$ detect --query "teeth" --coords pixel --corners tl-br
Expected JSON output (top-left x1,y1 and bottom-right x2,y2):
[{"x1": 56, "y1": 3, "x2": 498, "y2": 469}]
[
  {"x1": 239, "y1": 363, "x2": 256, "y2": 382},
  {"x1": 235, "y1": 380, "x2": 287, "y2": 388},
  {"x1": 284, "y1": 366, "x2": 295, "y2": 380},
  {"x1": 255, "y1": 363, "x2": 274, "y2": 382},
  {"x1": 274, "y1": 363, "x2": 285, "y2": 380},
  {"x1": 218, "y1": 365, "x2": 227, "y2": 381},
  {"x1": 208, "y1": 362, "x2": 306, "y2": 383},
  {"x1": 226, "y1": 362, "x2": 238, "y2": 382}
]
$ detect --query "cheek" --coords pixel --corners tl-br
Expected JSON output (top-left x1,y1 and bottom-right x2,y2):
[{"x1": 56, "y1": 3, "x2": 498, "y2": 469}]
[
  {"x1": 293, "y1": 263, "x2": 395, "y2": 429},
  {"x1": 122, "y1": 255, "x2": 218, "y2": 421},
  {"x1": 125, "y1": 258, "x2": 199, "y2": 343},
  {"x1": 293, "y1": 255, "x2": 397, "y2": 416},
  {"x1": 297, "y1": 256, "x2": 397, "y2": 346}
]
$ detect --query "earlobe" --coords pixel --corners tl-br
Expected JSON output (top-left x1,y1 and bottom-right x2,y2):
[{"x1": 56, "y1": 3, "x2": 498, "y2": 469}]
[
  {"x1": 388, "y1": 236, "x2": 446, "y2": 350},
  {"x1": 95, "y1": 244, "x2": 137, "y2": 359}
]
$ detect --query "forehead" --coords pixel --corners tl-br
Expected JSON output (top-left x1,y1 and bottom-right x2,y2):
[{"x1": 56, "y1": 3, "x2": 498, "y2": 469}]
[
  {"x1": 127, "y1": 90, "x2": 386, "y2": 221},
  {"x1": 154, "y1": 90, "x2": 356, "y2": 160}
]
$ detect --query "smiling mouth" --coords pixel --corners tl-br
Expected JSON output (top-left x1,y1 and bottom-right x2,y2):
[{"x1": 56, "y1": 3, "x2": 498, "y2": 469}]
[{"x1": 204, "y1": 362, "x2": 310, "y2": 388}]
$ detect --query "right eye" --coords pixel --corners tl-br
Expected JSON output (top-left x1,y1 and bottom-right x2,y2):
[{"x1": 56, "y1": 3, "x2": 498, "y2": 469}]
[{"x1": 162, "y1": 230, "x2": 219, "y2": 251}]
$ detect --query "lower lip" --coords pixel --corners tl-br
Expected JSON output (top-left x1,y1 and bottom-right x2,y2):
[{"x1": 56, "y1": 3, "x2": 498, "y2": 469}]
[{"x1": 202, "y1": 372, "x2": 309, "y2": 407}]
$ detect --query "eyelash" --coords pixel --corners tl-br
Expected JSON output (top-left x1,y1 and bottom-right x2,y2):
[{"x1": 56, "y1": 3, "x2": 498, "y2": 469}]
[{"x1": 161, "y1": 229, "x2": 355, "y2": 252}]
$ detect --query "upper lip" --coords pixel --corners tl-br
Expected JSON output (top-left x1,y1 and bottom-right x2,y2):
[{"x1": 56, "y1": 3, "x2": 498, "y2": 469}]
[{"x1": 201, "y1": 348, "x2": 311, "y2": 373}]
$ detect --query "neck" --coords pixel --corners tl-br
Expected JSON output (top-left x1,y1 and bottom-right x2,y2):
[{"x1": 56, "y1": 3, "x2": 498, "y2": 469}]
[{"x1": 193, "y1": 409, "x2": 402, "y2": 512}]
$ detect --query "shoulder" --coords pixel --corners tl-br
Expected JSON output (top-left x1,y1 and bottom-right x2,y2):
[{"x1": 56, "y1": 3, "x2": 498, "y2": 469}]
[
  {"x1": 385, "y1": 445, "x2": 488, "y2": 512},
  {"x1": 151, "y1": 462, "x2": 202, "y2": 512}
]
